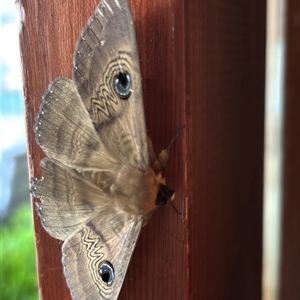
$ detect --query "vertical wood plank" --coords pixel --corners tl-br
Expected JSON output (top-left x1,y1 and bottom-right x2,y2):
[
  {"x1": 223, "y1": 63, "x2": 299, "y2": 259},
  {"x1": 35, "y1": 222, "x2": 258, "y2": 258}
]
[
  {"x1": 20, "y1": 2, "x2": 99, "y2": 299},
  {"x1": 20, "y1": 1, "x2": 187, "y2": 299},
  {"x1": 20, "y1": 0, "x2": 265, "y2": 299},
  {"x1": 280, "y1": 0, "x2": 300, "y2": 298},
  {"x1": 185, "y1": 1, "x2": 265, "y2": 299}
]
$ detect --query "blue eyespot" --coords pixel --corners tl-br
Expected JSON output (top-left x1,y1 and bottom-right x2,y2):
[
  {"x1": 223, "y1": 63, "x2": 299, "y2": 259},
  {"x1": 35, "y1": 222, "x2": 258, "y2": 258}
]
[
  {"x1": 99, "y1": 261, "x2": 115, "y2": 285},
  {"x1": 114, "y1": 72, "x2": 131, "y2": 99}
]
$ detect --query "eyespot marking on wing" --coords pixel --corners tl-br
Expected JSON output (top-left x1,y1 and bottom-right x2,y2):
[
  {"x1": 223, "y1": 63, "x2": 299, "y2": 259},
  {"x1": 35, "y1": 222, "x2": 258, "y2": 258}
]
[
  {"x1": 99, "y1": 261, "x2": 115, "y2": 285},
  {"x1": 89, "y1": 53, "x2": 133, "y2": 118},
  {"x1": 114, "y1": 72, "x2": 131, "y2": 99}
]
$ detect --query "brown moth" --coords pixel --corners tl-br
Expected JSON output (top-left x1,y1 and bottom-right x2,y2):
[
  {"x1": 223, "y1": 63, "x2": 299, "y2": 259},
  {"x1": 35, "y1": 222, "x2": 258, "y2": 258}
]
[{"x1": 30, "y1": 0, "x2": 174, "y2": 299}]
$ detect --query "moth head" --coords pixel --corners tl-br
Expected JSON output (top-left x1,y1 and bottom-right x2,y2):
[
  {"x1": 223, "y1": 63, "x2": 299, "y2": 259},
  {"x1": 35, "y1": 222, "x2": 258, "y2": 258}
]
[
  {"x1": 141, "y1": 182, "x2": 175, "y2": 227},
  {"x1": 149, "y1": 146, "x2": 175, "y2": 207},
  {"x1": 155, "y1": 184, "x2": 175, "y2": 206}
]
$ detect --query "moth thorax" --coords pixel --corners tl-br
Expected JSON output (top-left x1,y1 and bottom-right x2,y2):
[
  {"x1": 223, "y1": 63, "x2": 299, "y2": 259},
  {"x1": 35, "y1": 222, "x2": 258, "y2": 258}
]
[{"x1": 114, "y1": 167, "x2": 158, "y2": 216}]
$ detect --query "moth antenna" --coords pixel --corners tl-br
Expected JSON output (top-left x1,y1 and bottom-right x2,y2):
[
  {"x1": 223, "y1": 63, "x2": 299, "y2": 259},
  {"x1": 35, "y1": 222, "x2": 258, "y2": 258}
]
[
  {"x1": 169, "y1": 201, "x2": 181, "y2": 216},
  {"x1": 166, "y1": 125, "x2": 186, "y2": 152}
]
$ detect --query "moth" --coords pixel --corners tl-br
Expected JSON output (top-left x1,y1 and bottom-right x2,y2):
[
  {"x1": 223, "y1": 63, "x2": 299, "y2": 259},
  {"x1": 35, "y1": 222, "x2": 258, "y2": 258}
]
[{"x1": 31, "y1": 0, "x2": 176, "y2": 299}]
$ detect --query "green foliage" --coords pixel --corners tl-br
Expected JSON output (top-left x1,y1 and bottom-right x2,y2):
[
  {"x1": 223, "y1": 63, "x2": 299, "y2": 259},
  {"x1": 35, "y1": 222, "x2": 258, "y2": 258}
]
[{"x1": 1, "y1": 204, "x2": 38, "y2": 300}]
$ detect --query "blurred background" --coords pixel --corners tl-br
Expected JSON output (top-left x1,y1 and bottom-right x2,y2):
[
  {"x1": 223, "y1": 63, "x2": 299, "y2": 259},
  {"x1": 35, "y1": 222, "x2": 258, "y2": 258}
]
[{"x1": 1, "y1": 0, "x2": 38, "y2": 299}]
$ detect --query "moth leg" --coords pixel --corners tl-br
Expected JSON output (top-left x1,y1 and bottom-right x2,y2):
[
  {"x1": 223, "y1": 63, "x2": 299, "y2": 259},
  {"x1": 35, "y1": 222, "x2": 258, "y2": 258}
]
[
  {"x1": 148, "y1": 137, "x2": 157, "y2": 164},
  {"x1": 148, "y1": 136, "x2": 169, "y2": 174},
  {"x1": 149, "y1": 126, "x2": 185, "y2": 174},
  {"x1": 148, "y1": 136, "x2": 167, "y2": 172},
  {"x1": 158, "y1": 149, "x2": 169, "y2": 168},
  {"x1": 142, "y1": 211, "x2": 154, "y2": 227},
  {"x1": 150, "y1": 149, "x2": 169, "y2": 175}
]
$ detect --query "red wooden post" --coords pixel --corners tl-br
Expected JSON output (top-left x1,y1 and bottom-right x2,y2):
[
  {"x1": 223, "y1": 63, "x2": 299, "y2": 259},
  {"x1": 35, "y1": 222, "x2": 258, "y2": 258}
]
[{"x1": 20, "y1": 0, "x2": 265, "y2": 299}]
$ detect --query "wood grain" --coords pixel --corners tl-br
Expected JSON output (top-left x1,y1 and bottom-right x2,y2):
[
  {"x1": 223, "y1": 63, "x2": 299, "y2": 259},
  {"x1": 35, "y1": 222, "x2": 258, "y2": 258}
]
[
  {"x1": 185, "y1": 1, "x2": 265, "y2": 299},
  {"x1": 20, "y1": 0, "x2": 265, "y2": 299}
]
